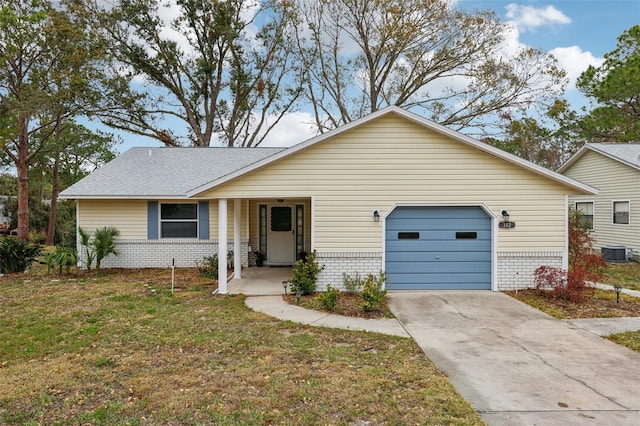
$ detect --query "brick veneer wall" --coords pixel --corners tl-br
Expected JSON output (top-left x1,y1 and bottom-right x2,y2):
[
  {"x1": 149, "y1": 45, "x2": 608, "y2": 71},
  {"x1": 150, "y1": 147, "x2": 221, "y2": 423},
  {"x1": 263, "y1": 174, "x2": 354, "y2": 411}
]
[
  {"x1": 497, "y1": 251, "x2": 564, "y2": 290},
  {"x1": 78, "y1": 239, "x2": 249, "y2": 269},
  {"x1": 315, "y1": 252, "x2": 383, "y2": 291},
  {"x1": 314, "y1": 250, "x2": 563, "y2": 291}
]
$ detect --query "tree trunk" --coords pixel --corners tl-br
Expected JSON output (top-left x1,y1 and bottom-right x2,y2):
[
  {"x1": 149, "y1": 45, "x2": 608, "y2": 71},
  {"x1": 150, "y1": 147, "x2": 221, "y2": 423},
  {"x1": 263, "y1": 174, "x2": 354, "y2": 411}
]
[
  {"x1": 46, "y1": 147, "x2": 60, "y2": 246},
  {"x1": 16, "y1": 117, "x2": 30, "y2": 241}
]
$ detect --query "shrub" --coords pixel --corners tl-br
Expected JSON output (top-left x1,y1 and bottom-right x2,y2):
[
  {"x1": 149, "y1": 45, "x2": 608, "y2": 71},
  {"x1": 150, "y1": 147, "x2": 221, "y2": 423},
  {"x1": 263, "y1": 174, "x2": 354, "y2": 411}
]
[
  {"x1": 290, "y1": 250, "x2": 324, "y2": 295},
  {"x1": 533, "y1": 208, "x2": 607, "y2": 302},
  {"x1": 78, "y1": 227, "x2": 96, "y2": 271},
  {"x1": 44, "y1": 246, "x2": 78, "y2": 274},
  {"x1": 93, "y1": 227, "x2": 120, "y2": 269},
  {"x1": 318, "y1": 284, "x2": 340, "y2": 311},
  {"x1": 361, "y1": 272, "x2": 387, "y2": 312},
  {"x1": 343, "y1": 272, "x2": 365, "y2": 294},
  {"x1": 0, "y1": 237, "x2": 42, "y2": 273},
  {"x1": 78, "y1": 227, "x2": 120, "y2": 271},
  {"x1": 52, "y1": 246, "x2": 78, "y2": 274},
  {"x1": 196, "y1": 255, "x2": 218, "y2": 279}
]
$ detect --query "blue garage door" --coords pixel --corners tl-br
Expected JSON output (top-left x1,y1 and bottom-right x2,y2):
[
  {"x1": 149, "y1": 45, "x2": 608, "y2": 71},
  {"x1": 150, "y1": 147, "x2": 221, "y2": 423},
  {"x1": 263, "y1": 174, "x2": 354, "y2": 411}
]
[{"x1": 385, "y1": 206, "x2": 491, "y2": 290}]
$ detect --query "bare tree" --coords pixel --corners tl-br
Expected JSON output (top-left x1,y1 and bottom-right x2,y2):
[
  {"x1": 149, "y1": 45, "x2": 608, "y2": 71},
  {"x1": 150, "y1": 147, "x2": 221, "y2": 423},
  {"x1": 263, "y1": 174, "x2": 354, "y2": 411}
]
[
  {"x1": 94, "y1": 0, "x2": 302, "y2": 147},
  {"x1": 289, "y1": 0, "x2": 567, "y2": 134}
]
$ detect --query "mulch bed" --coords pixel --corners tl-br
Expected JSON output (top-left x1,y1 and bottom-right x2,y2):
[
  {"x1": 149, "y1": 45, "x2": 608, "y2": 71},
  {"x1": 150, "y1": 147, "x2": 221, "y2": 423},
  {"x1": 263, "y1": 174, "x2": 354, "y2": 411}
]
[
  {"x1": 506, "y1": 289, "x2": 640, "y2": 319},
  {"x1": 283, "y1": 292, "x2": 393, "y2": 319}
]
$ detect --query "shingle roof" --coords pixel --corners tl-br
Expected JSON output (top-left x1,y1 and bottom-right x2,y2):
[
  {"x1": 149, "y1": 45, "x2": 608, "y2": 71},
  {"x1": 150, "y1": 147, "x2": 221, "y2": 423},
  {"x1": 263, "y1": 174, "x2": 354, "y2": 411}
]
[
  {"x1": 558, "y1": 143, "x2": 640, "y2": 173},
  {"x1": 60, "y1": 147, "x2": 285, "y2": 198},
  {"x1": 588, "y1": 143, "x2": 640, "y2": 169}
]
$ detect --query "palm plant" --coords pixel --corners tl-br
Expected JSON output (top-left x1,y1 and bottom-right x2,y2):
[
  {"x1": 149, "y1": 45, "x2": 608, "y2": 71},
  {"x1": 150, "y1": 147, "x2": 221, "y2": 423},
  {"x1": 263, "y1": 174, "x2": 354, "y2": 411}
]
[{"x1": 93, "y1": 226, "x2": 120, "y2": 269}]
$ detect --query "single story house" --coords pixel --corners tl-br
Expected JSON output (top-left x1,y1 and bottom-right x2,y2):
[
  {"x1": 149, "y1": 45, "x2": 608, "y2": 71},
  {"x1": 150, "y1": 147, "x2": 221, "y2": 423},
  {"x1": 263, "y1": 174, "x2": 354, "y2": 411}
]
[
  {"x1": 60, "y1": 107, "x2": 596, "y2": 292},
  {"x1": 559, "y1": 143, "x2": 640, "y2": 260}
]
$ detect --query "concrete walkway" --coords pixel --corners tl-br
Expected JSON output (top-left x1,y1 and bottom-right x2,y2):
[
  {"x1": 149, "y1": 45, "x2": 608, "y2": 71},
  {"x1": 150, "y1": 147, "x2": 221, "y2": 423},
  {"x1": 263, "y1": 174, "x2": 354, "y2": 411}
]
[{"x1": 245, "y1": 296, "x2": 409, "y2": 337}]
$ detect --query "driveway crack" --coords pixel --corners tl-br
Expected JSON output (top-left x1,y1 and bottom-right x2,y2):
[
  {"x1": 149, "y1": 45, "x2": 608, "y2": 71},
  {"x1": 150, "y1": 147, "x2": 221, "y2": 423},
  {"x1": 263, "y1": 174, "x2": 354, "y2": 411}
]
[{"x1": 490, "y1": 327, "x2": 629, "y2": 410}]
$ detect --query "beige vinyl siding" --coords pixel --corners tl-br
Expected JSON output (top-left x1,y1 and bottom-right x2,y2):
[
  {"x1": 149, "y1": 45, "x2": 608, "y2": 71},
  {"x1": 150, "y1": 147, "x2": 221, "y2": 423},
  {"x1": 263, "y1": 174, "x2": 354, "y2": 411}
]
[
  {"x1": 79, "y1": 199, "x2": 250, "y2": 240},
  {"x1": 78, "y1": 200, "x2": 147, "y2": 239},
  {"x1": 198, "y1": 115, "x2": 570, "y2": 252},
  {"x1": 564, "y1": 150, "x2": 640, "y2": 251}
]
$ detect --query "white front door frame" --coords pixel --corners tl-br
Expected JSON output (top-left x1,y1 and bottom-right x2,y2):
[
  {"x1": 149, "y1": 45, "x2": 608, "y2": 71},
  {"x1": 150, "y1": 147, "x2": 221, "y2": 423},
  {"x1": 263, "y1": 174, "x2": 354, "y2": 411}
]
[{"x1": 266, "y1": 203, "x2": 296, "y2": 265}]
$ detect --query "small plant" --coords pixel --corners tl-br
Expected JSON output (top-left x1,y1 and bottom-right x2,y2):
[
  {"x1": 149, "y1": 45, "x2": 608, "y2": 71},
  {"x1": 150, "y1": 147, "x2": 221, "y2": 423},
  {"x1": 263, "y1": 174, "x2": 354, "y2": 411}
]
[
  {"x1": 361, "y1": 272, "x2": 387, "y2": 312},
  {"x1": 290, "y1": 250, "x2": 324, "y2": 295},
  {"x1": 78, "y1": 227, "x2": 96, "y2": 271},
  {"x1": 254, "y1": 250, "x2": 264, "y2": 267},
  {"x1": 0, "y1": 237, "x2": 42, "y2": 273},
  {"x1": 318, "y1": 284, "x2": 340, "y2": 311},
  {"x1": 78, "y1": 227, "x2": 120, "y2": 271},
  {"x1": 93, "y1": 227, "x2": 120, "y2": 269},
  {"x1": 196, "y1": 254, "x2": 218, "y2": 279},
  {"x1": 534, "y1": 208, "x2": 606, "y2": 302},
  {"x1": 343, "y1": 272, "x2": 365, "y2": 294},
  {"x1": 47, "y1": 246, "x2": 78, "y2": 274}
]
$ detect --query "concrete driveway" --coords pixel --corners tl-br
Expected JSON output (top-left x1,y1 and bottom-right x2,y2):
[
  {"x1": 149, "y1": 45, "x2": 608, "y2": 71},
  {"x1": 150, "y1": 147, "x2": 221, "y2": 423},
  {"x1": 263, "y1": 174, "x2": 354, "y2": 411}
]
[{"x1": 388, "y1": 291, "x2": 640, "y2": 425}]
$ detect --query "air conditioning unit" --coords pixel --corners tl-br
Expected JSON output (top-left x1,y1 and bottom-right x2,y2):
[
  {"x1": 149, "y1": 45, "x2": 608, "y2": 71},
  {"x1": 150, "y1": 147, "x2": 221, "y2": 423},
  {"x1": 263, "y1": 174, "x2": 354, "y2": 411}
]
[{"x1": 601, "y1": 245, "x2": 632, "y2": 262}]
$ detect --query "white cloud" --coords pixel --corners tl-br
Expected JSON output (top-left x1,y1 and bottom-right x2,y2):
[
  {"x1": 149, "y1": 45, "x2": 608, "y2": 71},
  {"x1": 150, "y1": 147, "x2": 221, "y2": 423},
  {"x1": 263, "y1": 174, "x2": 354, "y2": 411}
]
[
  {"x1": 549, "y1": 46, "x2": 604, "y2": 88},
  {"x1": 505, "y1": 3, "x2": 571, "y2": 33},
  {"x1": 259, "y1": 112, "x2": 318, "y2": 147}
]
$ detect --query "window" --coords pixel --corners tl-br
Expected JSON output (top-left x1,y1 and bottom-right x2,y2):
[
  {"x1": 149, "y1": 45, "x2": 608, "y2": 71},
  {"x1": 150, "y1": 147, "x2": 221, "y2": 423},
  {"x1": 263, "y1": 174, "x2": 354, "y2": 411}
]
[
  {"x1": 271, "y1": 206, "x2": 292, "y2": 232},
  {"x1": 613, "y1": 201, "x2": 630, "y2": 225},
  {"x1": 160, "y1": 203, "x2": 198, "y2": 238},
  {"x1": 575, "y1": 202, "x2": 594, "y2": 229},
  {"x1": 398, "y1": 232, "x2": 420, "y2": 239}
]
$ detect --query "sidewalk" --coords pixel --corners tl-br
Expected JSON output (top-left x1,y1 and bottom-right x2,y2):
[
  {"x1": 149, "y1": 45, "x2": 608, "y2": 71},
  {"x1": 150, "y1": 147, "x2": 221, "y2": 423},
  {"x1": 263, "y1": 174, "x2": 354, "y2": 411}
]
[
  {"x1": 565, "y1": 283, "x2": 640, "y2": 335},
  {"x1": 244, "y1": 295, "x2": 410, "y2": 337}
]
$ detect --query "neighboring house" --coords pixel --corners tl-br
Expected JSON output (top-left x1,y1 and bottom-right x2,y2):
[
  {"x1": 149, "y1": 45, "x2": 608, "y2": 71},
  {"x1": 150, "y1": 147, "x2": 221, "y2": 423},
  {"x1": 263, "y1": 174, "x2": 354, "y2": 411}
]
[
  {"x1": 559, "y1": 143, "x2": 640, "y2": 260},
  {"x1": 60, "y1": 107, "x2": 595, "y2": 292}
]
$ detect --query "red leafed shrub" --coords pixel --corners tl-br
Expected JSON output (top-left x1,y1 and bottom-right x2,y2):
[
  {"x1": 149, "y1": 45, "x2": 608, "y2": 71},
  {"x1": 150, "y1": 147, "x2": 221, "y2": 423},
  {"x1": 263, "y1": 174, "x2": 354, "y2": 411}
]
[{"x1": 533, "y1": 208, "x2": 606, "y2": 302}]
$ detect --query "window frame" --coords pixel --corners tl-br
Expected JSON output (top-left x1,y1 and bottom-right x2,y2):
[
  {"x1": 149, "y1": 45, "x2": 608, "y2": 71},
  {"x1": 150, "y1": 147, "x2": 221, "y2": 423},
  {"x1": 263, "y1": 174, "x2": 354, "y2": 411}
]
[
  {"x1": 612, "y1": 200, "x2": 630, "y2": 225},
  {"x1": 575, "y1": 201, "x2": 594, "y2": 230},
  {"x1": 159, "y1": 202, "x2": 199, "y2": 239}
]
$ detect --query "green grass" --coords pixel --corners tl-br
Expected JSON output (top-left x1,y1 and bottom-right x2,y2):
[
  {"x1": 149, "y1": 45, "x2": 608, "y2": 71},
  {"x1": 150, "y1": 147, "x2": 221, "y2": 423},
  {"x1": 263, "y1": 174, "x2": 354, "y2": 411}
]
[
  {"x1": 608, "y1": 330, "x2": 640, "y2": 352},
  {"x1": 602, "y1": 262, "x2": 640, "y2": 290},
  {"x1": 0, "y1": 269, "x2": 483, "y2": 425}
]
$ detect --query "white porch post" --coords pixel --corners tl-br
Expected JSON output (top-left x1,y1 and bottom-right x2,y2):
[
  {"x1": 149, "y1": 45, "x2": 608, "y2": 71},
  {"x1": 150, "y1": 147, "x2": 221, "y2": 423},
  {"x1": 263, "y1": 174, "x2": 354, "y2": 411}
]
[
  {"x1": 218, "y1": 198, "x2": 228, "y2": 294},
  {"x1": 234, "y1": 199, "x2": 242, "y2": 279}
]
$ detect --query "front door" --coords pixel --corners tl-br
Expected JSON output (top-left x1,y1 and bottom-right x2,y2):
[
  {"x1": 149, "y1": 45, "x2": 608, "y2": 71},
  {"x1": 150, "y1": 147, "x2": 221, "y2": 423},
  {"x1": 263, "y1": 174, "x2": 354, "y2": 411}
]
[{"x1": 267, "y1": 205, "x2": 296, "y2": 264}]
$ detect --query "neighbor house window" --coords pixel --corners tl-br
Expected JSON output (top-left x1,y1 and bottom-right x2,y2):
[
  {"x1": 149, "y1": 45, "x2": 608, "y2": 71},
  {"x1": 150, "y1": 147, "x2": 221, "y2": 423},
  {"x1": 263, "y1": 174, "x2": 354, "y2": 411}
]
[
  {"x1": 613, "y1": 201, "x2": 629, "y2": 225},
  {"x1": 160, "y1": 203, "x2": 198, "y2": 238},
  {"x1": 575, "y1": 202, "x2": 594, "y2": 229}
]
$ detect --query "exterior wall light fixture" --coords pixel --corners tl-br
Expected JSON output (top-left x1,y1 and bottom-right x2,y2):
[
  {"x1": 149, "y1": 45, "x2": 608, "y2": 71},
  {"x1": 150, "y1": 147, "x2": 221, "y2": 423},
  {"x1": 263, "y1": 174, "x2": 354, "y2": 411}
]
[
  {"x1": 499, "y1": 210, "x2": 515, "y2": 229},
  {"x1": 373, "y1": 210, "x2": 380, "y2": 222}
]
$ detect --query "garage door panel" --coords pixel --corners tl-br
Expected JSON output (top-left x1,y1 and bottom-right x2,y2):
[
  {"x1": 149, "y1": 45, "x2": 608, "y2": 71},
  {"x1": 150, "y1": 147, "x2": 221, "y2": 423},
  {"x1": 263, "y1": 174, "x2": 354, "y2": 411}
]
[
  {"x1": 386, "y1": 240, "x2": 490, "y2": 252},
  {"x1": 385, "y1": 230, "x2": 492, "y2": 241},
  {"x1": 386, "y1": 218, "x2": 491, "y2": 231},
  {"x1": 387, "y1": 207, "x2": 488, "y2": 220},
  {"x1": 388, "y1": 274, "x2": 492, "y2": 290},
  {"x1": 385, "y1": 251, "x2": 492, "y2": 263},
  {"x1": 386, "y1": 261, "x2": 490, "y2": 274},
  {"x1": 385, "y1": 206, "x2": 491, "y2": 290}
]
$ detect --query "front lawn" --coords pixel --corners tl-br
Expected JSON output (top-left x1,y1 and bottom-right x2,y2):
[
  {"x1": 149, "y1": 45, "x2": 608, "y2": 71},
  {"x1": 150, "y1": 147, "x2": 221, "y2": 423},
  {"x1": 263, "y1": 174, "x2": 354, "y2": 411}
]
[
  {"x1": 602, "y1": 262, "x2": 640, "y2": 290},
  {"x1": 0, "y1": 269, "x2": 483, "y2": 425}
]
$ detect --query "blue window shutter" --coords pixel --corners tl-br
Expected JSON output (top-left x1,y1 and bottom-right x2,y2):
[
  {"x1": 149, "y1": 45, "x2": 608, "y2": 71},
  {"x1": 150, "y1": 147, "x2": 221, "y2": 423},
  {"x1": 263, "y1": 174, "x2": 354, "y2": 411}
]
[
  {"x1": 198, "y1": 201, "x2": 209, "y2": 240},
  {"x1": 147, "y1": 201, "x2": 158, "y2": 239}
]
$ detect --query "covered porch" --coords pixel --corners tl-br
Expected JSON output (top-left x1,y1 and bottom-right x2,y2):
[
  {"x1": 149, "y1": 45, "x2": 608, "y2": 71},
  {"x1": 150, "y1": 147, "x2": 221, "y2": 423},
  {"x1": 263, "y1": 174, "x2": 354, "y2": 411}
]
[
  {"x1": 228, "y1": 266, "x2": 293, "y2": 296},
  {"x1": 216, "y1": 197, "x2": 311, "y2": 294}
]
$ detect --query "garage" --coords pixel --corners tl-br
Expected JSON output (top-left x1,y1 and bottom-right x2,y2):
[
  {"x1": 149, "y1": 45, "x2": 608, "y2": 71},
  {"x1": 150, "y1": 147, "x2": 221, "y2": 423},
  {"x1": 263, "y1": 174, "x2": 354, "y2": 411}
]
[{"x1": 385, "y1": 206, "x2": 492, "y2": 290}]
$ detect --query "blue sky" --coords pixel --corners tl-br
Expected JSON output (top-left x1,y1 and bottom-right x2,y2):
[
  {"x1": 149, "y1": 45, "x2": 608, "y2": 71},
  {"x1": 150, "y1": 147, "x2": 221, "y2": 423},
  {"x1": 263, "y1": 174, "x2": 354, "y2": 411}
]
[{"x1": 112, "y1": 1, "x2": 640, "y2": 151}]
